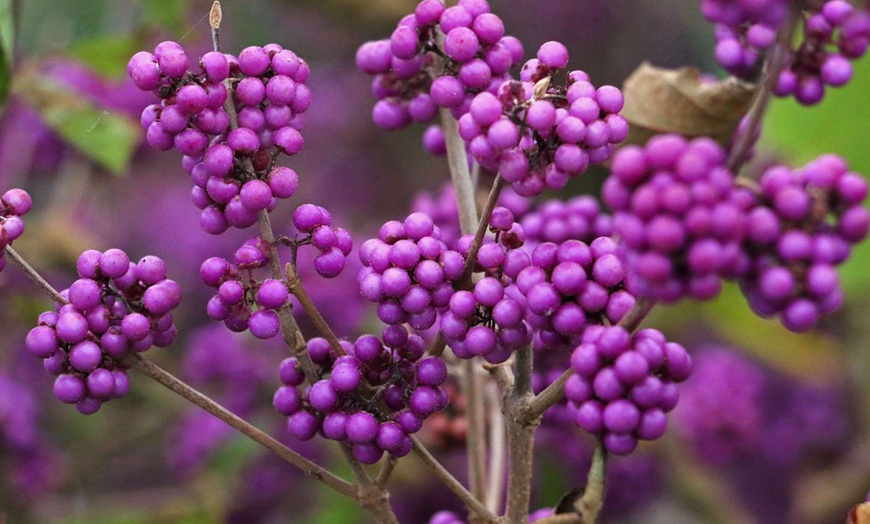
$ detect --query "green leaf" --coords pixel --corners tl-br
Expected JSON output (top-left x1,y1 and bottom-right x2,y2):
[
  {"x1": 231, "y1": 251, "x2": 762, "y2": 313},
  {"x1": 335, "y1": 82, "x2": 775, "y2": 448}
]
[
  {"x1": 762, "y1": 57, "x2": 870, "y2": 296},
  {"x1": 68, "y1": 34, "x2": 140, "y2": 79},
  {"x1": 0, "y1": 0, "x2": 14, "y2": 112},
  {"x1": 15, "y1": 71, "x2": 140, "y2": 174}
]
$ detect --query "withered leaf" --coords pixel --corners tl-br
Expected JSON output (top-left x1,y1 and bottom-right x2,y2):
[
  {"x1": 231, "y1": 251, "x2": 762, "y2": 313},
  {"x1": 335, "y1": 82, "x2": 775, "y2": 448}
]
[
  {"x1": 621, "y1": 62, "x2": 757, "y2": 146},
  {"x1": 848, "y1": 502, "x2": 870, "y2": 524}
]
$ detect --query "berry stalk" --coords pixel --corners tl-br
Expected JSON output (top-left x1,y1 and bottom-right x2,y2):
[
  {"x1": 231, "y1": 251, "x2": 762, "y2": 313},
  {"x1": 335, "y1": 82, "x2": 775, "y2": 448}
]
[
  {"x1": 121, "y1": 352, "x2": 358, "y2": 499},
  {"x1": 4, "y1": 246, "x2": 66, "y2": 304},
  {"x1": 726, "y1": 11, "x2": 799, "y2": 173},
  {"x1": 285, "y1": 262, "x2": 346, "y2": 356},
  {"x1": 410, "y1": 436, "x2": 500, "y2": 523},
  {"x1": 441, "y1": 101, "x2": 491, "y2": 510}
]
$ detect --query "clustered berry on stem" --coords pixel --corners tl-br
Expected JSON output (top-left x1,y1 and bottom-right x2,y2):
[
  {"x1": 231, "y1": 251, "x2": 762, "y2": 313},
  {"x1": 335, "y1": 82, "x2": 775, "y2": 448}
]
[
  {"x1": 355, "y1": 0, "x2": 524, "y2": 153},
  {"x1": 440, "y1": 207, "x2": 533, "y2": 363},
  {"x1": 129, "y1": 41, "x2": 310, "y2": 233},
  {"x1": 705, "y1": 0, "x2": 870, "y2": 104},
  {"x1": 359, "y1": 212, "x2": 465, "y2": 331},
  {"x1": 461, "y1": 42, "x2": 627, "y2": 196},
  {"x1": 273, "y1": 328, "x2": 449, "y2": 464},
  {"x1": 567, "y1": 326, "x2": 691, "y2": 455},
  {"x1": 0, "y1": 188, "x2": 32, "y2": 272},
  {"x1": 26, "y1": 249, "x2": 180, "y2": 414},
  {"x1": 603, "y1": 135, "x2": 755, "y2": 302},
  {"x1": 738, "y1": 154, "x2": 868, "y2": 331}
]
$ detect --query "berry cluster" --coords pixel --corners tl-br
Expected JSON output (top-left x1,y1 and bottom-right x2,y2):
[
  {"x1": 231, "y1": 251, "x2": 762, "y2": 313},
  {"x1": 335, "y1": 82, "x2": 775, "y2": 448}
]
[
  {"x1": 738, "y1": 154, "x2": 868, "y2": 331},
  {"x1": 201, "y1": 242, "x2": 284, "y2": 340},
  {"x1": 703, "y1": 0, "x2": 789, "y2": 77},
  {"x1": 441, "y1": 207, "x2": 532, "y2": 363},
  {"x1": 520, "y1": 195, "x2": 614, "y2": 248},
  {"x1": 202, "y1": 209, "x2": 352, "y2": 337},
  {"x1": 274, "y1": 329, "x2": 449, "y2": 463},
  {"x1": 567, "y1": 326, "x2": 691, "y2": 455},
  {"x1": 704, "y1": 0, "x2": 870, "y2": 105},
  {"x1": 25, "y1": 249, "x2": 180, "y2": 414},
  {"x1": 293, "y1": 204, "x2": 354, "y2": 279},
  {"x1": 460, "y1": 42, "x2": 626, "y2": 196},
  {"x1": 355, "y1": 0, "x2": 523, "y2": 143},
  {"x1": 358, "y1": 212, "x2": 464, "y2": 330},
  {"x1": 603, "y1": 134, "x2": 754, "y2": 302},
  {"x1": 0, "y1": 188, "x2": 32, "y2": 272},
  {"x1": 775, "y1": 0, "x2": 870, "y2": 105},
  {"x1": 129, "y1": 41, "x2": 310, "y2": 234},
  {"x1": 515, "y1": 237, "x2": 635, "y2": 350}
]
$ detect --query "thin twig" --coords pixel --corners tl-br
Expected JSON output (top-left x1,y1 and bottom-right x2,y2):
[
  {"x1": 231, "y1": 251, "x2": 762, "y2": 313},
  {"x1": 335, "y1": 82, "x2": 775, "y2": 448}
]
[
  {"x1": 576, "y1": 438, "x2": 607, "y2": 524},
  {"x1": 459, "y1": 175, "x2": 505, "y2": 288},
  {"x1": 485, "y1": 362, "x2": 514, "y2": 395},
  {"x1": 485, "y1": 382, "x2": 507, "y2": 514},
  {"x1": 441, "y1": 108, "x2": 477, "y2": 233},
  {"x1": 726, "y1": 12, "x2": 798, "y2": 173},
  {"x1": 463, "y1": 360, "x2": 488, "y2": 506},
  {"x1": 503, "y1": 344, "x2": 538, "y2": 523},
  {"x1": 375, "y1": 456, "x2": 398, "y2": 489},
  {"x1": 428, "y1": 175, "x2": 505, "y2": 359},
  {"x1": 4, "y1": 246, "x2": 66, "y2": 304},
  {"x1": 122, "y1": 353, "x2": 358, "y2": 498},
  {"x1": 410, "y1": 437, "x2": 499, "y2": 523},
  {"x1": 285, "y1": 262, "x2": 346, "y2": 356}
]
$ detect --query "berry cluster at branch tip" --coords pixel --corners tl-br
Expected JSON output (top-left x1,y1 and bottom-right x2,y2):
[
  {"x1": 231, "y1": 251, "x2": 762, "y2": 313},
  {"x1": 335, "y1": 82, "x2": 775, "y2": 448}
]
[
  {"x1": 355, "y1": 0, "x2": 524, "y2": 153},
  {"x1": 129, "y1": 41, "x2": 310, "y2": 233},
  {"x1": 704, "y1": 0, "x2": 870, "y2": 105},
  {"x1": 567, "y1": 326, "x2": 691, "y2": 455},
  {"x1": 461, "y1": 42, "x2": 627, "y2": 196},
  {"x1": 26, "y1": 250, "x2": 180, "y2": 414}
]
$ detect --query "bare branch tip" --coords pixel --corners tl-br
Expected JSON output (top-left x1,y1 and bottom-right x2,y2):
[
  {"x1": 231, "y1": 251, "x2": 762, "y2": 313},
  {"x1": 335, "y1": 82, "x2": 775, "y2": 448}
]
[{"x1": 209, "y1": 1, "x2": 222, "y2": 31}]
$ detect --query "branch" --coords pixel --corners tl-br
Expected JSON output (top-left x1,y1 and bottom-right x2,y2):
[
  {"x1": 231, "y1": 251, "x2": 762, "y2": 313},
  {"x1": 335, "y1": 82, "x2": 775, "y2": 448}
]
[
  {"x1": 575, "y1": 438, "x2": 607, "y2": 524},
  {"x1": 485, "y1": 381, "x2": 507, "y2": 514},
  {"x1": 121, "y1": 352, "x2": 357, "y2": 499},
  {"x1": 726, "y1": 13, "x2": 798, "y2": 173},
  {"x1": 4, "y1": 246, "x2": 66, "y2": 304},
  {"x1": 503, "y1": 344, "x2": 538, "y2": 523},
  {"x1": 410, "y1": 437, "x2": 499, "y2": 523},
  {"x1": 285, "y1": 262, "x2": 346, "y2": 356},
  {"x1": 441, "y1": 108, "x2": 477, "y2": 234},
  {"x1": 376, "y1": 456, "x2": 398, "y2": 488}
]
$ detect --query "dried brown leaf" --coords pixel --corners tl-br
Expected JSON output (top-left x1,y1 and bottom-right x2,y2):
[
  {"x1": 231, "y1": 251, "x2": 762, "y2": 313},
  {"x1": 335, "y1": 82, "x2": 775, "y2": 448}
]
[{"x1": 621, "y1": 62, "x2": 757, "y2": 146}]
